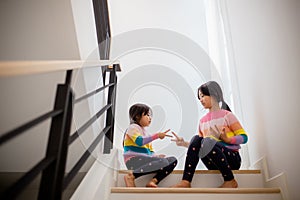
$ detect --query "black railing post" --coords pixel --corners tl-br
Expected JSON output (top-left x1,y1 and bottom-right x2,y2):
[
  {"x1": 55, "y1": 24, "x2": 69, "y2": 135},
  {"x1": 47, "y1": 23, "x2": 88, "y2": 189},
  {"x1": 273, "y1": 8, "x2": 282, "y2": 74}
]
[
  {"x1": 111, "y1": 64, "x2": 118, "y2": 145},
  {"x1": 103, "y1": 66, "x2": 117, "y2": 154},
  {"x1": 38, "y1": 70, "x2": 74, "y2": 200}
]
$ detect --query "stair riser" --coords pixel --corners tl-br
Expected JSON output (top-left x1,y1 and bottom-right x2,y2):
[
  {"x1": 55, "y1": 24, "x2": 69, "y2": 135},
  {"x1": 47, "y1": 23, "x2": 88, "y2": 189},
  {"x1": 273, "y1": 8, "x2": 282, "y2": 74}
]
[
  {"x1": 110, "y1": 193, "x2": 281, "y2": 200},
  {"x1": 117, "y1": 173, "x2": 264, "y2": 188}
]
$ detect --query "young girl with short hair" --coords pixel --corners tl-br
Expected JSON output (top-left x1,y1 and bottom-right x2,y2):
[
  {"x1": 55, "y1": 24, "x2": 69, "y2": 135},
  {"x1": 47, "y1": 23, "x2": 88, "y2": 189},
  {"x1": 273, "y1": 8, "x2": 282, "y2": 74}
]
[{"x1": 123, "y1": 103, "x2": 177, "y2": 187}]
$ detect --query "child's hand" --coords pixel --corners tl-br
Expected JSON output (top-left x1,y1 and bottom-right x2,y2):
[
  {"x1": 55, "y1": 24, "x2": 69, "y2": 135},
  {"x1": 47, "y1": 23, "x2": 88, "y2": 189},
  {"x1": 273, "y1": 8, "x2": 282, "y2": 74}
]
[
  {"x1": 209, "y1": 126, "x2": 221, "y2": 138},
  {"x1": 157, "y1": 129, "x2": 171, "y2": 139},
  {"x1": 171, "y1": 131, "x2": 189, "y2": 147},
  {"x1": 216, "y1": 126, "x2": 232, "y2": 144}
]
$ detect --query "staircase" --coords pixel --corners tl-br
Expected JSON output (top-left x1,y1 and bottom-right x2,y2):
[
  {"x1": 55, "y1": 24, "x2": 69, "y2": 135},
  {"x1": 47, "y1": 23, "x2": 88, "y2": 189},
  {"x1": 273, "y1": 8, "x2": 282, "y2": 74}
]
[{"x1": 110, "y1": 169, "x2": 282, "y2": 200}]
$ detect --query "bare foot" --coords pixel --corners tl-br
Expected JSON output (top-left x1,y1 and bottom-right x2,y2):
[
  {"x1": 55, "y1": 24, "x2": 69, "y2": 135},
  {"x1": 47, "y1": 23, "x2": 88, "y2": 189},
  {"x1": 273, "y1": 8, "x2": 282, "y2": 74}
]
[
  {"x1": 124, "y1": 172, "x2": 135, "y2": 187},
  {"x1": 146, "y1": 178, "x2": 158, "y2": 188},
  {"x1": 171, "y1": 180, "x2": 191, "y2": 188},
  {"x1": 219, "y1": 179, "x2": 238, "y2": 188}
]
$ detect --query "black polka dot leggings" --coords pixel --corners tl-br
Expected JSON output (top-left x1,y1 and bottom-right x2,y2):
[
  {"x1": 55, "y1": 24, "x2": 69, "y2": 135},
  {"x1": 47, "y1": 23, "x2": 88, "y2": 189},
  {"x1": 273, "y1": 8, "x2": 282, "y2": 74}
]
[
  {"x1": 183, "y1": 135, "x2": 241, "y2": 182},
  {"x1": 125, "y1": 156, "x2": 177, "y2": 184}
]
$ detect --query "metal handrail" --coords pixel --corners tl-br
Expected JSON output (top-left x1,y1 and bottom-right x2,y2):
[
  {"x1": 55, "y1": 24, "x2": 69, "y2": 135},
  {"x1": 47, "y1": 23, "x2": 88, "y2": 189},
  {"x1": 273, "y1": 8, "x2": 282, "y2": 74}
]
[
  {"x1": 0, "y1": 62, "x2": 120, "y2": 200},
  {"x1": 0, "y1": 110, "x2": 62, "y2": 146}
]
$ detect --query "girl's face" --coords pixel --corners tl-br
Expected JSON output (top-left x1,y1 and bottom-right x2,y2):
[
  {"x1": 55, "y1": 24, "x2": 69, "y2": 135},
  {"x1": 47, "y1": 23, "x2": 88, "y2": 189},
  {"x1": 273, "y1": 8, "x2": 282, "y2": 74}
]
[
  {"x1": 138, "y1": 112, "x2": 152, "y2": 127},
  {"x1": 198, "y1": 91, "x2": 212, "y2": 109}
]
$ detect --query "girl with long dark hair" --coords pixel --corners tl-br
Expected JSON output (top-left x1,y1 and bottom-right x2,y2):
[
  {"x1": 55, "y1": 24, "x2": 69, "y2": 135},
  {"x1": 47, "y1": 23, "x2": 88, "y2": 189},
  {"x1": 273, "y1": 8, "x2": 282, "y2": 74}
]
[{"x1": 172, "y1": 81, "x2": 248, "y2": 188}]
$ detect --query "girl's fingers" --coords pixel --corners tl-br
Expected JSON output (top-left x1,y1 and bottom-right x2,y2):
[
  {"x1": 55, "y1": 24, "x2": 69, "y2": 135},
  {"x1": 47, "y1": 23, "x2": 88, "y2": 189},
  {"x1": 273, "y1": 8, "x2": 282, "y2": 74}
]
[
  {"x1": 214, "y1": 125, "x2": 221, "y2": 134},
  {"x1": 165, "y1": 134, "x2": 173, "y2": 138},
  {"x1": 164, "y1": 129, "x2": 171, "y2": 133},
  {"x1": 210, "y1": 127, "x2": 217, "y2": 134},
  {"x1": 171, "y1": 131, "x2": 180, "y2": 139}
]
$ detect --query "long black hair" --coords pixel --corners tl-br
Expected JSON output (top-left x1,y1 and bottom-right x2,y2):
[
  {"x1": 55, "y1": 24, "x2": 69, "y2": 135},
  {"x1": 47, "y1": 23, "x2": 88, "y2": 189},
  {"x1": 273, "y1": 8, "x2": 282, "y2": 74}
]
[
  {"x1": 198, "y1": 81, "x2": 231, "y2": 112},
  {"x1": 129, "y1": 103, "x2": 152, "y2": 125}
]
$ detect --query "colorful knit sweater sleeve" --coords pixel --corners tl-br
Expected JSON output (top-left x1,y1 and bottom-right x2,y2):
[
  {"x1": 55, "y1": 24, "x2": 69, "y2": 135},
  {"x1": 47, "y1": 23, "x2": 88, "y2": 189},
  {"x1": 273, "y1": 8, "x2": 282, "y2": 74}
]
[{"x1": 225, "y1": 112, "x2": 248, "y2": 145}]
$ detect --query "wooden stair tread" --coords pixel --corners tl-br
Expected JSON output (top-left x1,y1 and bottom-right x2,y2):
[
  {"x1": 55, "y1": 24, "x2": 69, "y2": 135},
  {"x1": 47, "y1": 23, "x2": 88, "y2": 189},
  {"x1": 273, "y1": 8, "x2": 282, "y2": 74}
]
[
  {"x1": 118, "y1": 169, "x2": 261, "y2": 174},
  {"x1": 111, "y1": 187, "x2": 280, "y2": 194}
]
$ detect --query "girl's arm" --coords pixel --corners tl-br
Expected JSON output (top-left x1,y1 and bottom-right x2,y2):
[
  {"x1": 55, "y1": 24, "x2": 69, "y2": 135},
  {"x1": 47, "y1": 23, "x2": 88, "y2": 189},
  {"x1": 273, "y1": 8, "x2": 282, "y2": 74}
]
[
  {"x1": 219, "y1": 127, "x2": 248, "y2": 144},
  {"x1": 127, "y1": 128, "x2": 171, "y2": 146},
  {"x1": 127, "y1": 128, "x2": 159, "y2": 146},
  {"x1": 228, "y1": 133, "x2": 248, "y2": 144},
  {"x1": 220, "y1": 113, "x2": 248, "y2": 144}
]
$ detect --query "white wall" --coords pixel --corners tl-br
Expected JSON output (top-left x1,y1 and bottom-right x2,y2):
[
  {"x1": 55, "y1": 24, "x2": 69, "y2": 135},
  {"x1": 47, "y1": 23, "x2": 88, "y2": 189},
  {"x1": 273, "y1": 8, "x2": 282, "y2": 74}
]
[
  {"x1": 109, "y1": 0, "x2": 300, "y2": 199},
  {"x1": 109, "y1": 0, "x2": 208, "y2": 49},
  {"x1": 0, "y1": 0, "x2": 103, "y2": 172},
  {"x1": 108, "y1": 0, "x2": 215, "y2": 170},
  {"x1": 225, "y1": 1, "x2": 300, "y2": 199},
  {"x1": 70, "y1": 0, "x2": 106, "y2": 165},
  {"x1": 0, "y1": 0, "x2": 79, "y2": 172},
  {"x1": 0, "y1": 0, "x2": 80, "y2": 60}
]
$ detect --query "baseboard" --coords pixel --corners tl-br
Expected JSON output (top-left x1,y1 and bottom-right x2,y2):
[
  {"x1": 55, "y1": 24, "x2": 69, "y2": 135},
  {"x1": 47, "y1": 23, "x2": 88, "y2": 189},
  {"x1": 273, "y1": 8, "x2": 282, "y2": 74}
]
[{"x1": 251, "y1": 156, "x2": 289, "y2": 200}]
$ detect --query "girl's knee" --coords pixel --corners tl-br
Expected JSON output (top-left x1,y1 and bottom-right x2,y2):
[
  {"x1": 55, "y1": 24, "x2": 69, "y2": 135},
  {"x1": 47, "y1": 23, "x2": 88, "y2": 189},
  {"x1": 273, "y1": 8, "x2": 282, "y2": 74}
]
[
  {"x1": 190, "y1": 135, "x2": 203, "y2": 144},
  {"x1": 168, "y1": 156, "x2": 178, "y2": 166},
  {"x1": 188, "y1": 136, "x2": 203, "y2": 149},
  {"x1": 157, "y1": 158, "x2": 170, "y2": 167}
]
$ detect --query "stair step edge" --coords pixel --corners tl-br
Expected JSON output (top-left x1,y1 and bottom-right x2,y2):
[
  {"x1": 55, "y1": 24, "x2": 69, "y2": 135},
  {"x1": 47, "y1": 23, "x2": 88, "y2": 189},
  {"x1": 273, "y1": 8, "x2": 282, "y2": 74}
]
[
  {"x1": 111, "y1": 187, "x2": 280, "y2": 194},
  {"x1": 118, "y1": 169, "x2": 261, "y2": 175}
]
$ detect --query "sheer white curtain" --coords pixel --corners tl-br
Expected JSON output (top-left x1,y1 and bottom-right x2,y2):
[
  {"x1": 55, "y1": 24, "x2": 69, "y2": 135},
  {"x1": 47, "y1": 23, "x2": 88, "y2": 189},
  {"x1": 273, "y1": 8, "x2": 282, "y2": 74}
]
[{"x1": 204, "y1": 0, "x2": 250, "y2": 168}]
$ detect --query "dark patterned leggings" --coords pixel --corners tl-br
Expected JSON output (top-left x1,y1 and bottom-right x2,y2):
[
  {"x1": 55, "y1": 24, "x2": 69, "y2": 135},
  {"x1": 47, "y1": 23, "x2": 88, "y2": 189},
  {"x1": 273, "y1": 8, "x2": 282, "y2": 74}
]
[
  {"x1": 125, "y1": 156, "x2": 177, "y2": 184},
  {"x1": 183, "y1": 135, "x2": 241, "y2": 182}
]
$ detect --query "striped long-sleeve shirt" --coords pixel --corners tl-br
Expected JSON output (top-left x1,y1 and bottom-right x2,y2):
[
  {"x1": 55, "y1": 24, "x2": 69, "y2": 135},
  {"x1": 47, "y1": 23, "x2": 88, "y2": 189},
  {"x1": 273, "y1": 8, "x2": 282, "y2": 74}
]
[
  {"x1": 199, "y1": 109, "x2": 248, "y2": 151},
  {"x1": 123, "y1": 123, "x2": 159, "y2": 163}
]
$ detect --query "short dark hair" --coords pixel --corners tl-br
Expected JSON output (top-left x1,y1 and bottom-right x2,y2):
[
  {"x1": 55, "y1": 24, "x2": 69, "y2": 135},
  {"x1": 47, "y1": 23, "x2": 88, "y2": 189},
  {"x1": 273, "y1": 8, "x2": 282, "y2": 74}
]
[{"x1": 129, "y1": 103, "x2": 152, "y2": 125}]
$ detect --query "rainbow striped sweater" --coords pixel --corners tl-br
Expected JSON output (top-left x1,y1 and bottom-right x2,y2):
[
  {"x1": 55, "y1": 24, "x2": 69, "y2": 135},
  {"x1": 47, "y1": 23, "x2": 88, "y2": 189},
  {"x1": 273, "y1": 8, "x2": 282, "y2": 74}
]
[
  {"x1": 199, "y1": 109, "x2": 248, "y2": 151},
  {"x1": 123, "y1": 123, "x2": 159, "y2": 163}
]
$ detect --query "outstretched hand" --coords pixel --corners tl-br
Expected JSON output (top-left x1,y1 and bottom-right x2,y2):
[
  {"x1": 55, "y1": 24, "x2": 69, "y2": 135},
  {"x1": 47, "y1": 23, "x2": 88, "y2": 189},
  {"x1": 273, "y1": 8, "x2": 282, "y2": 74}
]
[
  {"x1": 171, "y1": 131, "x2": 189, "y2": 147},
  {"x1": 157, "y1": 129, "x2": 172, "y2": 139}
]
